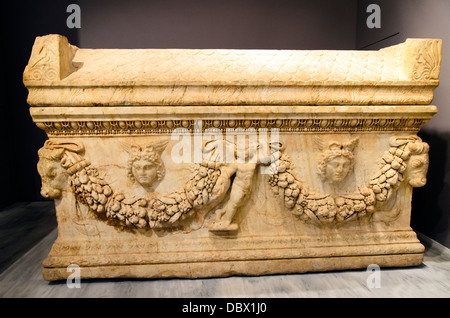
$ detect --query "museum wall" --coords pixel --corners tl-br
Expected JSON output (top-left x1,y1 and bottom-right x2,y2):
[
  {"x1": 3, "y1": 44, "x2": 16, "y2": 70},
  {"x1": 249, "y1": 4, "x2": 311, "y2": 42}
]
[
  {"x1": 0, "y1": 32, "x2": 13, "y2": 208},
  {"x1": 357, "y1": 0, "x2": 450, "y2": 247},
  {"x1": 78, "y1": 0, "x2": 357, "y2": 50}
]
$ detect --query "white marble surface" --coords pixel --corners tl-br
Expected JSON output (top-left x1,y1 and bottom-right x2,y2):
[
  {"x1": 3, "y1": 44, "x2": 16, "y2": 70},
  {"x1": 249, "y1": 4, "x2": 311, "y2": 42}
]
[{"x1": 0, "y1": 226, "x2": 449, "y2": 298}]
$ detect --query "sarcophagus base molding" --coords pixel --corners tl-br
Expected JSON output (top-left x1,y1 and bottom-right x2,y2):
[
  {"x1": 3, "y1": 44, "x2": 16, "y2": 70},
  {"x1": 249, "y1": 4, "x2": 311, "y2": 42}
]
[{"x1": 23, "y1": 35, "x2": 441, "y2": 281}]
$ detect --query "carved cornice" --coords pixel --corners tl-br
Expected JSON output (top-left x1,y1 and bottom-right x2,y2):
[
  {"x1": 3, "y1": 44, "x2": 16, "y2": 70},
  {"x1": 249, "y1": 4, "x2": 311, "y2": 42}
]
[
  {"x1": 36, "y1": 117, "x2": 431, "y2": 136},
  {"x1": 30, "y1": 106, "x2": 437, "y2": 136}
]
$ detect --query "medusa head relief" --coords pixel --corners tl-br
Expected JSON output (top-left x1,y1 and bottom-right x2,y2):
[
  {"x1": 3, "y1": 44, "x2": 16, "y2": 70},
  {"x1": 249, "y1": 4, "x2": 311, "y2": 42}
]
[
  {"x1": 122, "y1": 140, "x2": 169, "y2": 189},
  {"x1": 315, "y1": 136, "x2": 359, "y2": 185}
]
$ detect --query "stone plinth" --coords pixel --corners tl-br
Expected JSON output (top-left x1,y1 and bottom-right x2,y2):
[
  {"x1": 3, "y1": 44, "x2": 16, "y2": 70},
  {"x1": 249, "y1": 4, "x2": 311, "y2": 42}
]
[{"x1": 23, "y1": 35, "x2": 441, "y2": 280}]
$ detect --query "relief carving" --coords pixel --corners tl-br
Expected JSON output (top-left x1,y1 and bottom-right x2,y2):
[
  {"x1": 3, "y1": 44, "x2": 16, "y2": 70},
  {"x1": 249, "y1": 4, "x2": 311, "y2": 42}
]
[
  {"x1": 37, "y1": 141, "x2": 84, "y2": 199},
  {"x1": 149, "y1": 139, "x2": 281, "y2": 232},
  {"x1": 37, "y1": 135, "x2": 430, "y2": 232},
  {"x1": 315, "y1": 136, "x2": 359, "y2": 184},
  {"x1": 268, "y1": 135, "x2": 430, "y2": 225},
  {"x1": 412, "y1": 39, "x2": 442, "y2": 81},
  {"x1": 121, "y1": 140, "x2": 168, "y2": 189},
  {"x1": 23, "y1": 34, "x2": 78, "y2": 83},
  {"x1": 37, "y1": 138, "x2": 279, "y2": 232}
]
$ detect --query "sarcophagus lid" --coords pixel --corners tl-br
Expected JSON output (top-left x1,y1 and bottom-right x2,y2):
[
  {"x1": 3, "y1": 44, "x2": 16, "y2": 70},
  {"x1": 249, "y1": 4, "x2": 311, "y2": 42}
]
[{"x1": 23, "y1": 34, "x2": 441, "y2": 106}]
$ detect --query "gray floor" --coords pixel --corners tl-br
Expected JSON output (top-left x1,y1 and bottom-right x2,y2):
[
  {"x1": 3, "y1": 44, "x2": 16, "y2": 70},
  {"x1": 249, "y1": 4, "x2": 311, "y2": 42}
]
[
  {"x1": 0, "y1": 201, "x2": 57, "y2": 273},
  {"x1": 0, "y1": 202, "x2": 449, "y2": 297}
]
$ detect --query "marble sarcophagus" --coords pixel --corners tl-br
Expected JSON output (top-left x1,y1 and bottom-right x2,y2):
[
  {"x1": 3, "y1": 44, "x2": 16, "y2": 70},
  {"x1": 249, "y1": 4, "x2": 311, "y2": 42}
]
[{"x1": 23, "y1": 35, "x2": 441, "y2": 281}]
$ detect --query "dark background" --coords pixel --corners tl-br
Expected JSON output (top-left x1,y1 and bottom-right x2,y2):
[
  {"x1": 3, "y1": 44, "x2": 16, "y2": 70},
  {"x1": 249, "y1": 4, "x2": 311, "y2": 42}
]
[
  {"x1": 0, "y1": 0, "x2": 79, "y2": 207},
  {"x1": 1, "y1": 0, "x2": 449, "y2": 248}
]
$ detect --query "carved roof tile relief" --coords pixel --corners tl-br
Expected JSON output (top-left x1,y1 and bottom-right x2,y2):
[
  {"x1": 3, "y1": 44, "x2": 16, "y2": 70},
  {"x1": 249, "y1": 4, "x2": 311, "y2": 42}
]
[{"x1": 23, "y1": 35, "x2": 441, "y2": 106}]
